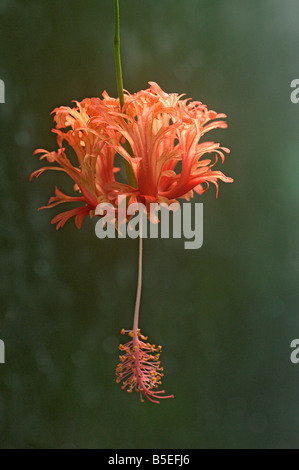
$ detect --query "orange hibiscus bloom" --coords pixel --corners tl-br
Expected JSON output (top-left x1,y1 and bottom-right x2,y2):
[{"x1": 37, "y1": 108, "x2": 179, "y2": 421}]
[{"x1": 30, "y1": 82, "x2": 232, "y2": 229}]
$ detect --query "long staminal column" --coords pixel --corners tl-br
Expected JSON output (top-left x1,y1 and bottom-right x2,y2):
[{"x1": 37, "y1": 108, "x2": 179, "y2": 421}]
[{"x1": 116, "y1": 233, "x2": 174, "y2": 404}]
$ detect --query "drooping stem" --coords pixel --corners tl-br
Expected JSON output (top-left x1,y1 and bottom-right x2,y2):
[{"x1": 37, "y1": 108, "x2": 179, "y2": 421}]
[
  {"x1": 114, "y1": 0, "x2": 125, "y2": 108},
  {"x1": 133, "y1": 232, "x2": 143, "y2": 338},
  {"x1": 114, "y1": 0, "x2": 137, "y2": 188}
]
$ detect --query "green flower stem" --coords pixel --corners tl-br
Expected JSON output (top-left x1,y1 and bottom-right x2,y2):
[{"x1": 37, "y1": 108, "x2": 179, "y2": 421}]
[
  {"x1": 114, "y1": 0, "x2": 125, "y2": 108},
  {"x1": 114, "y1": 0, "x2": 137, "y2": 188}
]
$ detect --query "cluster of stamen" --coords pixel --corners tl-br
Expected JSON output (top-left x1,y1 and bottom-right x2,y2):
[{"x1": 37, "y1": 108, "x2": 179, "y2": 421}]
[{"x1": 116, "y1": 329, "x2": 174, "y2": 404}]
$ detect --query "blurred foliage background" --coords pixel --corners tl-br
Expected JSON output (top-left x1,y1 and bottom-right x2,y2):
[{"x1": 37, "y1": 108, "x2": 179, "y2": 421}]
[{"x1": 0, "y1": 0, "x2": 299, "y2": 449}]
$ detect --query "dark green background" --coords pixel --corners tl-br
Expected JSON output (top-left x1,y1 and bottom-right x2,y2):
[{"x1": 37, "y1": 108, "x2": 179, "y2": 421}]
[{"x1": 0, "y1": 0, "x2": 299, "y2": 449}]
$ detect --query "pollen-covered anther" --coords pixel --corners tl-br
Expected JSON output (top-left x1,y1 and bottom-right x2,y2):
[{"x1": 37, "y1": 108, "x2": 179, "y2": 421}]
[{"x1": 116, "y1": 329, "x2": 174, "y2": 404}]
